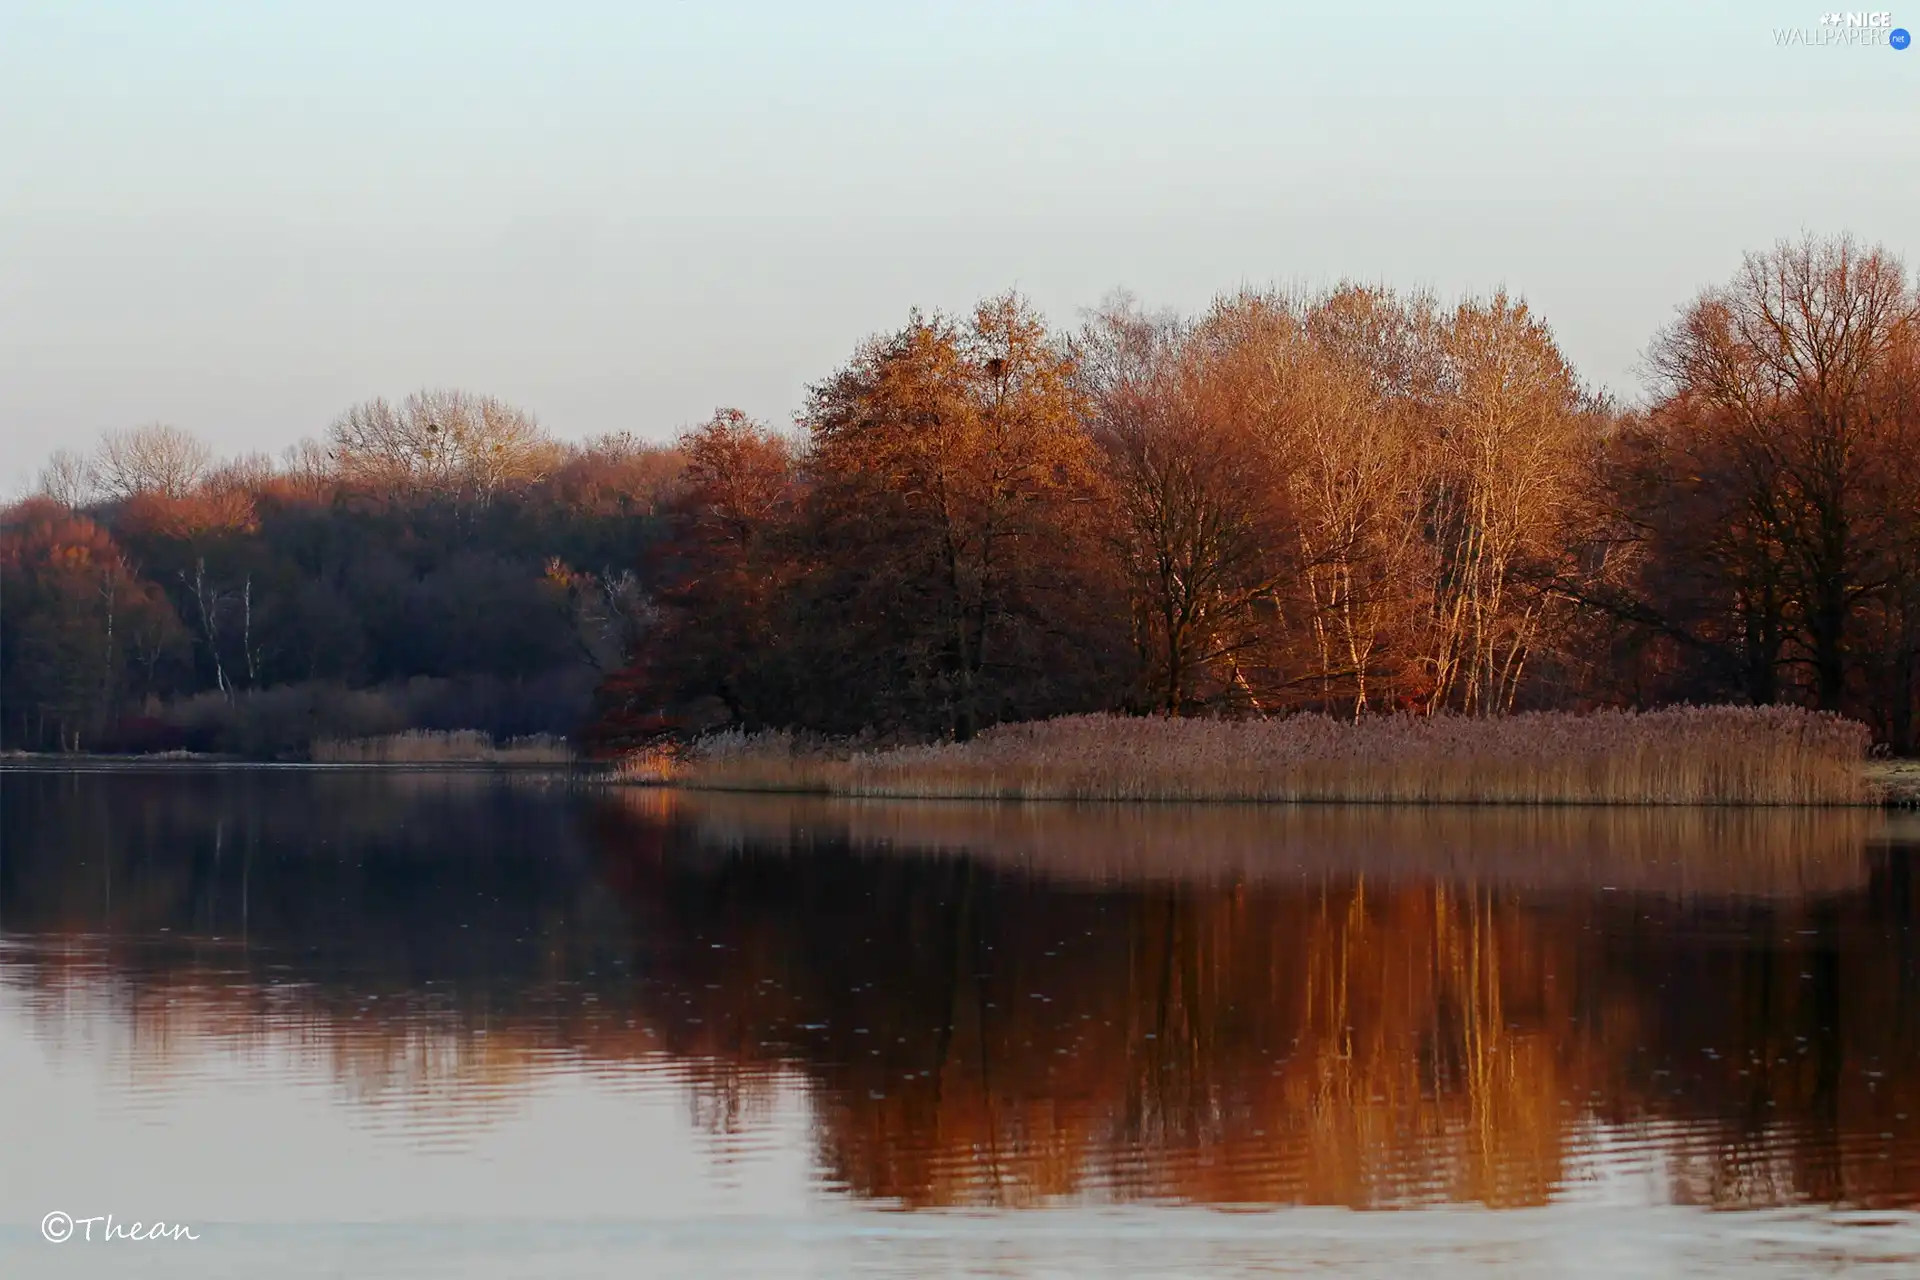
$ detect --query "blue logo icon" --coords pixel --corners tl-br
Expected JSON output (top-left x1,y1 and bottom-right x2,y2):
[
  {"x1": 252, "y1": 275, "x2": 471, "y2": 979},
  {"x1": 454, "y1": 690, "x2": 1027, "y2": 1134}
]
[{"x1": 1894, "y1": 26, "x2": 1912, "y2": 49}]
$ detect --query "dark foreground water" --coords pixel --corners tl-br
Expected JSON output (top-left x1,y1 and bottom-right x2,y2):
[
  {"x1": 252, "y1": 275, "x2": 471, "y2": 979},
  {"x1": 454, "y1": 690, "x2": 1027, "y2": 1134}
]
[{"x1": 3, "y1": 769, "x2": 1918, "y2": 1278}]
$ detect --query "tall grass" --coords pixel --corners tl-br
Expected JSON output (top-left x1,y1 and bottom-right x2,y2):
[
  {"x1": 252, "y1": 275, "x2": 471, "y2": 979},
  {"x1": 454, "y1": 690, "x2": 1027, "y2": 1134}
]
[
  {"x1": 611, "y1": 744, "x2": 684, "y2": 784},
  {"x1": 311, "y1": 730, "x2": 575, "y2": 765},
  {"x1": 671, "y1": 707, "x2": 1871, "y2": 806}
]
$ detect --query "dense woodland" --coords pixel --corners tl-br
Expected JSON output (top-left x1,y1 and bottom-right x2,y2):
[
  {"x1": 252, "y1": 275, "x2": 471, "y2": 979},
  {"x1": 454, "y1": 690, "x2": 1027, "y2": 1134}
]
[
  {"x1": 1, "y1": 401, "x2": 681, "y2": 753},
  {"x1": 5, "y1": 233, "x2": 1920, "y2": 755}
]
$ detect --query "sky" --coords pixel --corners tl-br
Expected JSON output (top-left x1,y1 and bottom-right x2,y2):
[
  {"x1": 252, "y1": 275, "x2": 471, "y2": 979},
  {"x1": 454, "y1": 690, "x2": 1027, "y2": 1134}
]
[{"x1": 2, "y1": 0, "x2": 1917, "y2": 491}]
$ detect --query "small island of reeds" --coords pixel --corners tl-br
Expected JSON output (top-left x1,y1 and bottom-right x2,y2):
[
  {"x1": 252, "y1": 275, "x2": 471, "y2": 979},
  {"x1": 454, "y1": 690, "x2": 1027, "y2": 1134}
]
[{"x1": 640, "y1": 706, "x2": 1875, "y2": 807}]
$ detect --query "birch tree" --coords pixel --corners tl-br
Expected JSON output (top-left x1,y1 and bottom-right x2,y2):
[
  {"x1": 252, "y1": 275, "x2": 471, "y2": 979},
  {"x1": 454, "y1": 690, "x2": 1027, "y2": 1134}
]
[{"x1": 1421, "y1": 294, "x2": 1584, "y2": 714}]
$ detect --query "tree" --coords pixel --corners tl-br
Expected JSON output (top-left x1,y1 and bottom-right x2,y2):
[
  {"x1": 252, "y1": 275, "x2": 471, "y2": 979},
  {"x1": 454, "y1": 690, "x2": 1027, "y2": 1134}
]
[
  {"x1": 94, "y1": 424, "x2": 213, "y2": 502},
  {"x1": 1080, "y1": 295, "x2": 1292, "y2": 713},
  {"x1": 1860, "y1": 324, "x2": 1920, "y2": 748},
  {"x1": 0, "y1": 499, "x2": 181, "y2": 749},
  {"x1": 37, "y1": 448, "x2": 97, "y2": 508},
  {"x1": 1287, "y1": 286, "x2": 1439, "y2": 717},
  {"x1": 329, "y1": 390, "x2": 558, "y2": 512},
  {"x1": 650, "y1": 410, "x2": 800, "y2": 728},
  {"x1": 1638, "y1": 234, "x2": 1918, "y2": 714},
  {"x1": 1419, "y1": 293, "x2": 1588, "y2": 714},
  {"x1": 801, "y1": 294, "x2": 1111, "y2": 737}
]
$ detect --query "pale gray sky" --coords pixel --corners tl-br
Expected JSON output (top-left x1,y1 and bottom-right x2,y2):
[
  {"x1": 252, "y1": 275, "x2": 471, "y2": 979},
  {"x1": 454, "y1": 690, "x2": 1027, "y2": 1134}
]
[{"x1": 3, "y1": 0, "x2": 1916, "y2": 491}]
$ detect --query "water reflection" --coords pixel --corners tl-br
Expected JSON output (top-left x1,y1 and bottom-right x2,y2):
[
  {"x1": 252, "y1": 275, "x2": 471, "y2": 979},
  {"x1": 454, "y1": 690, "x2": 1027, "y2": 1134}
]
[{"x1": 3, "y1": 771, "x2": 1918, "y2": 1218}]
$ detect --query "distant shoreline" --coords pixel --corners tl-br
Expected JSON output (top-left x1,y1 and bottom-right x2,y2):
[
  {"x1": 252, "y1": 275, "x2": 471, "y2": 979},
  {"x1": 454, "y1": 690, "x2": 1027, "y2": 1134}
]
[
  {"x1": 8, "y1": 744, "x2": 1920, "y2": 809},
  {"x1": 0, "y1": 754, "x2": 594, "y2": 774}
]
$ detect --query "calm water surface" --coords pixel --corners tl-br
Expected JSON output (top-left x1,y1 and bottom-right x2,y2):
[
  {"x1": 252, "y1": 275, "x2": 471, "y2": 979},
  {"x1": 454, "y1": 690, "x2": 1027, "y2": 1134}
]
[{"x1": 3, "y1": 769, "x2": 1918, "y2": 1278}]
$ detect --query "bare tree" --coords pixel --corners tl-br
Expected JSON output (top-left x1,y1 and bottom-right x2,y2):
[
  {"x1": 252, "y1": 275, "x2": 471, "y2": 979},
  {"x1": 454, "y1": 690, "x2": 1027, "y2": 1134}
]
[
  {"x1": 328, "y1": 390, "x2": 557, "y2": 510},
  {"x1": 94, "y1": 424, "x2": 212, "y2": 501},
  {"x1": 281, "y1": 437, "x2": 337, "y2": 498},
  {"x1": 205, "y1": 451, "x2": 277, "y2": 497},
  {"x1": 1646, "y1": 235, "x2": 1916, "y2": 711},
  {"x1": 37, "y1": 448, "x2": 97, "y2": 508}
]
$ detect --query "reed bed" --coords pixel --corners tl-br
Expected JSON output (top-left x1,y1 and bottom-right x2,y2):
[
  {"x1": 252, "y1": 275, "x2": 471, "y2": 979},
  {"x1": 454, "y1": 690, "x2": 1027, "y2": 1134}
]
[
  {"x1": 310, "y1": 729, "x2": 575, "y2": 765},
  {"x1": 611, "y1": 744, "x2": 684, "y2": 784},
  {"x1": 672, "y1": 707, "x2": 1872, "y2": 806}
]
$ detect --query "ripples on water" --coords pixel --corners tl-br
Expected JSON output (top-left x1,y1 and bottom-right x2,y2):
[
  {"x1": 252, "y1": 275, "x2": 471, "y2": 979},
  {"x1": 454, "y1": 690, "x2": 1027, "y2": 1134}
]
[{"x1": 2, "y1": 769, "x2": 1917, "y2": 1277}]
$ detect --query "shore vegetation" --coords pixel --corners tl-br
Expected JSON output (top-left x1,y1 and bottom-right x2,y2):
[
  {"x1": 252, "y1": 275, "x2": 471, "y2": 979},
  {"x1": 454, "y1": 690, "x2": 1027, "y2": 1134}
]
[{"x1": 664, "y1": 707, "x2": 1871, "y2": 806}]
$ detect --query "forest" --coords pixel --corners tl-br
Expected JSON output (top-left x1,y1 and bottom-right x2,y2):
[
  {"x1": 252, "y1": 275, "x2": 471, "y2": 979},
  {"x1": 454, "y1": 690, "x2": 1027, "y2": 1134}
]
[{"x1": 4, "y1": 232, "x2": 1919, "y2": 756}]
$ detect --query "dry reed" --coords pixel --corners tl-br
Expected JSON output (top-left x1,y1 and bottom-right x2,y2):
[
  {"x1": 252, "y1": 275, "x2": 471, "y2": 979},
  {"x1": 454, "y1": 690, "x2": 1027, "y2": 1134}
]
[
  {"x1": 612, "y1": 744, "x2": 684, "y2": 784},
  {"x1": 310, "y1": 730, "x2": 575, "y2": 765},
  {"x1": 672, "y1": 707, "x2": 1871, "y2": 806}
]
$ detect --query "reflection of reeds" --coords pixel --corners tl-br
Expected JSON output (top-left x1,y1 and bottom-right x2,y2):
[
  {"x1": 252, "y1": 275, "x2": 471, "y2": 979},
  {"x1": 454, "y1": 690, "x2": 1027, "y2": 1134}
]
[
  {"x1": 677, "y1": 708, "x2": 1871, "y2": 805},
  {"x1": 648, "y1": 790, "x2": 1880, "y2": 898},
  {"x1": 310, "y1": 730, "x2": 574, "y2": 764}
]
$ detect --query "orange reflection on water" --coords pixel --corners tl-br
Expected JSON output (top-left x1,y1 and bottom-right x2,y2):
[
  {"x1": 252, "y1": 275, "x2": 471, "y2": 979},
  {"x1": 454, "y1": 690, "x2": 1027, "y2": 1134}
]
[{"x1": 2, "y1": 772, "x2": 1917, "y2": 1212}]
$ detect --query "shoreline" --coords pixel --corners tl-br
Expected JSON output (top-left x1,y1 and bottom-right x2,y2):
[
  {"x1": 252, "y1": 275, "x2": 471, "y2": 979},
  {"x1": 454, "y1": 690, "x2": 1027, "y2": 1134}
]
[
  {"x1": 9, "y1": 752, "x2": 1916, "y2": 808},
  {"x1": 1873, "y1": 759, "x2": 1920, "y2": 807},
  {"x1": 652, "y1": 772, "x2": 1920, "y2": 810},
  {"x1": 7, "y1": 740, "x2": 1919, "y2": 809},
  {"x1": 0, "y1": 754, "x2": 593, "y2": 774}
]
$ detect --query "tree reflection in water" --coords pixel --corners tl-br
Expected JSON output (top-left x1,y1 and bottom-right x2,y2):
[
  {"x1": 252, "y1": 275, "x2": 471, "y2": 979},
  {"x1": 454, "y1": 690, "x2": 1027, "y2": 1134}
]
[{"x1": 2, "y1": 771, "x2": 1916, "y2": 1211}]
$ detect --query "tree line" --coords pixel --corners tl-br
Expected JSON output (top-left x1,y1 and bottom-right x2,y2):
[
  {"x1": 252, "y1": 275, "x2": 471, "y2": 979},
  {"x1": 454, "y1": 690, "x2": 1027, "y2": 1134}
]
[
  {"x1": 3, "y1": 394, "x2": 680, "y2": 752},
  {"x1": 6, "y1": 232, "x2": 1919, "y2": 755},
  {"x1": 599, "y1": 233, "x2": 1920, "y2": 751}
]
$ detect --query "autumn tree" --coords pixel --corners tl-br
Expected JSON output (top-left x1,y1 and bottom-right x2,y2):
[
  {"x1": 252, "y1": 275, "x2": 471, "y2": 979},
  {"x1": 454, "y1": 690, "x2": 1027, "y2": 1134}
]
[
  {"x1": 1861, "y1": 323, "x2": 1920, "y2": 747},
  {"x1": 0, "y1": 500, "x2": 182, "y2": 749},
  {"x1": 1628, "y1": 235, "x2": 1918, "y2": 719},
  {"x1": 8, "y1": 234, "x2": 1915, "y2": 754},
  {"x1": 1415, "y1": 294, "x2": 1590, "y2": 714},
  {"x1": 652, "y1": 410, "x2": 799, "y2": 728},
  {"x1": 1282, "y1": 287, "x2": 1441, "y2": 717},
  {"x1": 1079, "y1": 285, "x2": 1593, "y2": 720},
  {"x1": 801, "y1": 294, "x2": 1118, "y2": 737},
  {"x1": 543, "y1": 433, "x2": 686, "y2": 523},
  {"x1": 1079, "y1": 294, "x2": 1293, "y2": 713}
]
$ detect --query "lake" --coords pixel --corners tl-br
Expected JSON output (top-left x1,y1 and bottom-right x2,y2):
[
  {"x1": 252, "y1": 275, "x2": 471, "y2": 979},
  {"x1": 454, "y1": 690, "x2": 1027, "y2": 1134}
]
[{"x1": 3, "y1": 768, "x2": 1918, "y2": 1278}]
